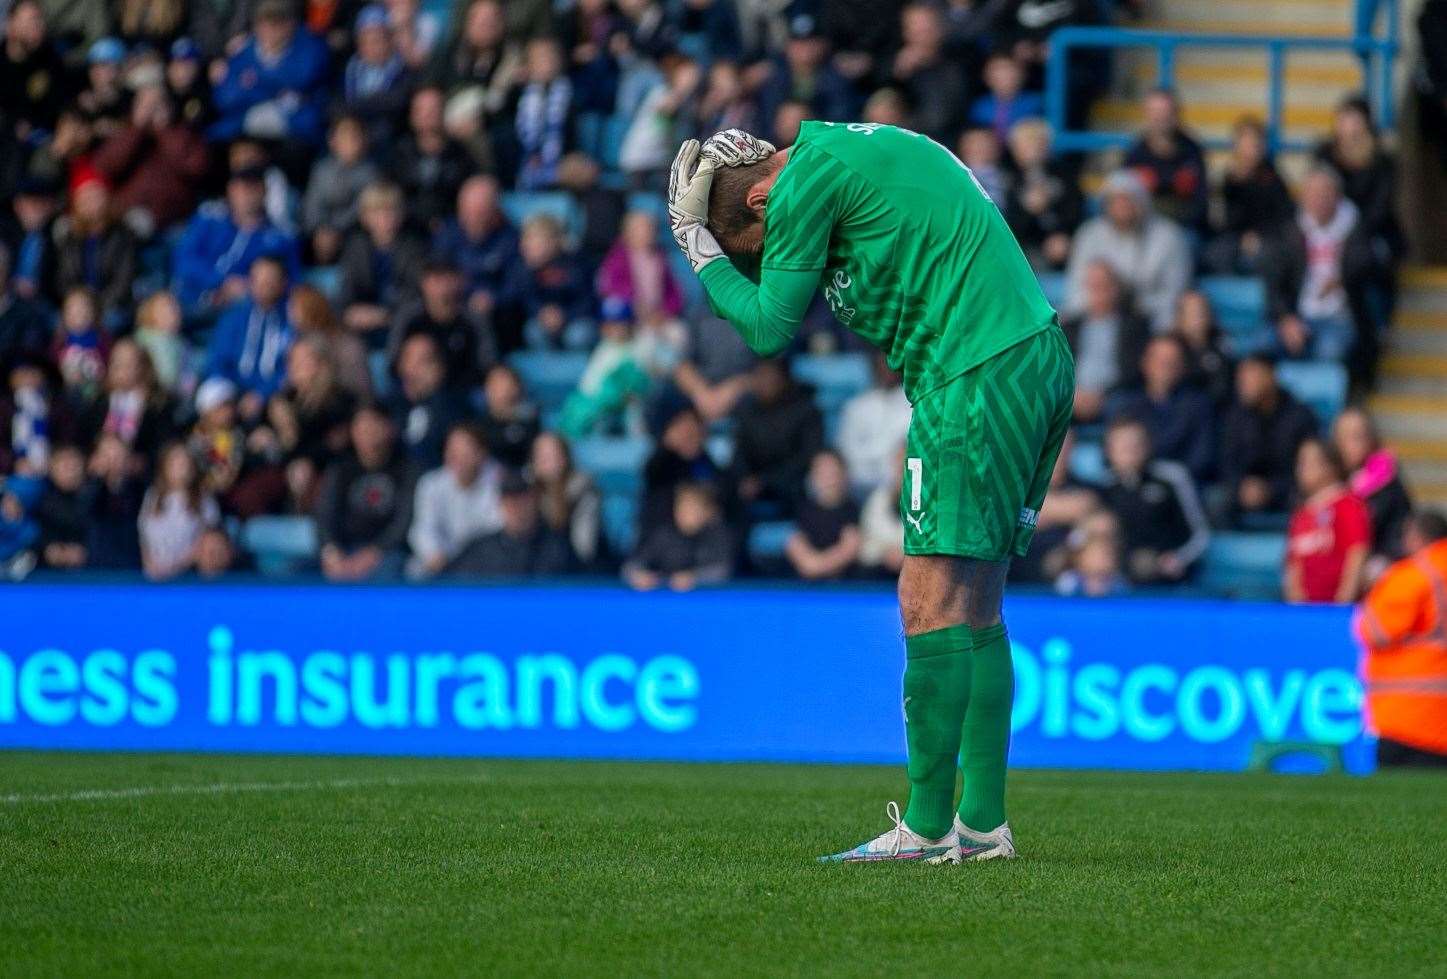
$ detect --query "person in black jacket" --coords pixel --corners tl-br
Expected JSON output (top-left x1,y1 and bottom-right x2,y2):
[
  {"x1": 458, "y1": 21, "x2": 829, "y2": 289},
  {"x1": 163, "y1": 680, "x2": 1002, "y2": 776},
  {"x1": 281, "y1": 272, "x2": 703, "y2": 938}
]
[
  {"x1": 1204, "y1": 116, "x2": 1294, "y2": 275},
  {"x1": 729, "y1": 357, "x2": 824, "y2": 517},
  {"x1": 640, "y1": 404, "x2": 721, "y2": 537},
  {"x1": 1123, "y1": 88, "x2": 1208, "y2": 232},
  {"x1": 388, "y1": 333, "x2": 471, "y2": 472},
  {"x1": 1004, "y1": 118, "x2": 1083, "y2": 270},
  {"x1": 43, "y1": 170, "x2": 138, "y2": 325},
  {"x1": 446, "y1": 469, "x2": 574, "y2": 577},
  {"x1": 318, "y1": 402, "x2": 418, "y2": 581},
  {"x1": 387, "y1": 257, "x2": 497, "y2": 385},
  {"x1": 336, "y1": 182, "x2": 427, "y2": 344},
  {"x1": 385, "y1": 86, "x2": 473, "y2": 234},
  {"x1": 624, "y1": 481, "x2": 733, "y2": 591},
  {"x1": 1061, "y1": 260, "x2": 1150, "y2": 422},
  {"x1": 477, "y1": 363, "x2": 541, "y2": 470},
  {"x1": 1097, "y1": 416, "x2": 1210, "y2": 584},
  {"x1": 35, "y1": 442, "x2": 89, "y2": 569},
  {"x1": 1219, "y1": 355, "x2": 1318, "y2": 523}
]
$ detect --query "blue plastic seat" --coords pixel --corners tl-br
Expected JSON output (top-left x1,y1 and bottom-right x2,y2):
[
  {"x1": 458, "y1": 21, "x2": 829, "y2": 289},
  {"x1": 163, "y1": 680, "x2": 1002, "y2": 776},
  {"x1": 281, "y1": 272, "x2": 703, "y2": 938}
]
[
  {"x1": 1199, "y1": 276, "x2": 1271, "y2": 354},
  {"x1": 304, "y1": 265, "x2": 341, "y2": 304},
  {"x1": 1068, "y1": 439, "x2": 1107, "y2": 485},
  {"x1": 240, "y1": 516, "x2": 319, "y2": 578},
  {"x1": 1036, "y1": 271, "x2": 1067, "y2": 309},
  {"x1": 1197, "y1": 532, "x2": 1286, "y2": 600},
  {"x1": 748, "y1": 521, "x2": 795, "y2": 561},
  {"x1": 601, "y1": 493, "x2": 639, "y2": 556},
  {"x1": 571, "y1": 436, "x2": 652, "y2": 495},
  {"x1": 792, "y1": 353, "x2": 872, "y2": 413},
  {"x1": 500, "y1": 192, "x2": 585, "y2": 246},
  {"x1": 508, "y1": 350, "x2": 590, "y2": 409},
  {"x1": 1275, "y1": 361, "x2": 1348, "y2": 427}
]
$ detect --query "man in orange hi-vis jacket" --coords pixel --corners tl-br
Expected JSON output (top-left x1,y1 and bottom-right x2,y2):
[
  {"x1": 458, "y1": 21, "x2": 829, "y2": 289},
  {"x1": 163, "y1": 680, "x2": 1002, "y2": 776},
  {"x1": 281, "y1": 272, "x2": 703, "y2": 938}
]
[{"x1": 1355, "y1": 510, "x2": 1447, "y2": 767}]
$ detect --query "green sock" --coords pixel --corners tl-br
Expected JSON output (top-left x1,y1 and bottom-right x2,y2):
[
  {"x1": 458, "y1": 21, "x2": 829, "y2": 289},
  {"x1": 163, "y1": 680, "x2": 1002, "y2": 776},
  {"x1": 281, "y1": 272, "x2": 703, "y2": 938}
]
[
  {"x1": 901, "y1": 624, "x2": 972, "y2": 841},
  {"x1": 957, "y1": 622, "x2": 1014, "y2": 833}
]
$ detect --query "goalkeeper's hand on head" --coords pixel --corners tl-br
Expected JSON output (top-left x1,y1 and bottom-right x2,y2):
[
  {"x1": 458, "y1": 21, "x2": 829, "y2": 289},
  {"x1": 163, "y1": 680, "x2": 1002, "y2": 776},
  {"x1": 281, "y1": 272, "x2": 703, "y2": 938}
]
[
  {"x1": 667, "y1": 139, "x2": 725, "y2": 274},
  {"x1": 700, "y1": 129, "x2": 775, "y2": 168}
]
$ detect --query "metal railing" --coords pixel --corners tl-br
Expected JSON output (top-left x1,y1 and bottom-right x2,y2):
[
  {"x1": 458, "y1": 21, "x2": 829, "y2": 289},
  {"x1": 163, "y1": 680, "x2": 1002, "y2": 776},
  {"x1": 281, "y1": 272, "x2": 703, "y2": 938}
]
[{"x1": 1044, "y1": 0, "x2": 1399, "y2": 153}]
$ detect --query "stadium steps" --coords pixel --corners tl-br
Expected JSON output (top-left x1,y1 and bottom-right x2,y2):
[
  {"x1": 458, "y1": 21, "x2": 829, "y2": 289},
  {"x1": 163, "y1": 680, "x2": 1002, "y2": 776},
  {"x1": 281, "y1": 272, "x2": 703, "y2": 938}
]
[{"x1": 1369, "y1": 267, "x2": 1447, "y2": 508}]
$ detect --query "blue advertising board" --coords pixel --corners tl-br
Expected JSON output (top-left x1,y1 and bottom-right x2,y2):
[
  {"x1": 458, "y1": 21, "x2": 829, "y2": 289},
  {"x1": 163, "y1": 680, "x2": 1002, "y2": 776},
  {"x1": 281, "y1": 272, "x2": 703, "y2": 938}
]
[{"x1": 0, "y1": 585, "x2": 1373, "y2": 772}]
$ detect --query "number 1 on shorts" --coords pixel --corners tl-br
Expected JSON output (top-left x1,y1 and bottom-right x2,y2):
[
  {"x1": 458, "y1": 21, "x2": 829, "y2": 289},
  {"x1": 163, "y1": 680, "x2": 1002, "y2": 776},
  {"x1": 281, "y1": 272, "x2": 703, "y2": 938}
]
[{"x1": 907, "y1": 457, "x2": 923, "y2": 511}]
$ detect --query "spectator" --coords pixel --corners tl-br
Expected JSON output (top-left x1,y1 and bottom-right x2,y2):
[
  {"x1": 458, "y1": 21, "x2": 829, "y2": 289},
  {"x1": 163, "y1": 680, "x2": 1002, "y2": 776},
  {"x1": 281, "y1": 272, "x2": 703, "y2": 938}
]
[
  {"x1": 1168, "y1": 290, "x2": 1233, "y2": 408},
  {"x1": 446, "y1": 469, "x2": 574, "y2": 576},
  {"x1": 529, "y1": 431, "x2": 602, "y2": 567},
  {"x1": 51, "y1": 287, "x2": 110, "y2": 404},
  {"x1": 697, "y1": 59, "x2": 760, "y2": 140},
  {"x1": 209, "y1": 0, "x2": 329, "y2": 147},
  {"x1": 165, "y1": 38, "x2": 213, "y2": 131},
  {"x1": 476, "y1": 363, "x2": 541, "y2": 470},
  {"x1": 83, "y1": 431, "x2": 144, "y2": 568},
  {"x1": 617, "y1": 55, "x2": 703, "y2": 189},
  {"x1": 1123, "y1": 87, "x2": 1208, "y2": 232},
  {"x1": 1220, "y1": 355, "x2": 1318, "y2": 522},
  {"x1": 859, "y1": 446, "x2": 906, "y2": 577},
  {"x1": 892, "y1": 3, "x2": 968, "y2": 143},
  {"x1": 318, "y1": 403, "x2": 417, "y2": 581},
  {"x1": 624, "y1": 481, "x2": 732, "y2": 591},
  {"x1": 301, "y1": 114, "x2": 379, "y2": 264},
  {"x1": 116, "y1": 0, "x2": 185, "y2": 54},
  {"x1": 1263, "y1": 166, "x2": 1376, "y2": 363},
  {"x1": 757, "y1": 14, "x2": 856, "y2": 128},
  {"x1": 1061, "y1": 261, "x2": 1150, "y2": 422},
  {"x1": 432, "y1": 0, "x2": 521, "y2": 120},
  {"x1": 204, "y1": 254, "x2": 294, "y2": 415},
  {"x1": 1313, "y1": 97, "x2": 1403, "y2": 258},
  {"x1": 1098, "y1": 417, "x2": 1210, "y2": 585},
  {"x1": 1054, "y1": 509, "x2": 1130, "y2": 598},
  {"x1": 669, "y1": 314, "x2": 755, "y2": 423},
  {"x1": 44, "y1": 167, "x2": 138, "y2": 325},
  {"x1": 514, "y1": 37, "x2": 572, "y2": 190},
  {"x1": 91, "y1": 84, "x2": 210, "y2": 236},
  {"x1": 431, "y1": 175, "x2": 521, "y2": 331},
  {"x1": 256, "y1": 335, "x2": 357, "y2": 511},
  {"x1": 641, "y1": 403, "x2": 721, "y2": 535},
  {"x1": 131, "y1": 291, "x2": 184, "y2": 392},
  {"x1": 596, "y1": 211, "x2": 685, "y2": 325},
  {"x1": 1066, "y1": 170, "x2": 1192, "y2": 331},
  {"x1": 1204, "y1": 116, "x2": 1294, "y2": 275},
  {"x1": 387, "y1": 85, "x2": 473, "y2": 233},
  {"x1": 1, "y1": 0, "x2": 73, "y2": 138},
  {"x1": 0, "y1": 245, "x2": 53, "y2": 367},
  {"x1": 1, "y1": 353, "x2": 75, "y2": 476},
  {"x1": 35, "y1": 443, "x2": 89, "y2": 569},
  {"x1": 1332, "y1": 407, "x2": 1414, "y2": 562},
  {"x1": 187, "y1": 377, "x2": 244, "y2": 499},
  {"x1": 1011, "y1": 430, "x2": 1101, "y2": 585},
  {"x1": 0, "y1": 467, "x2": 43, "y2": 578},
  {"x1": 969, "y1": 51, "x2": 1043, "y2": 143},
  {"x1": 836, "y1": 351, "x2": 911, "y2": 492},
  {"x1": 958, "y1": 127, "x2": 1007, "y2": 205},
  {"x1": 407, "y1": 421, "x2": 505, "y2": 578},
  {"x1": 344, "y1": 5, "x2": 410, "y2": 144},
  {"x1": 786, "y1": 449, "x2": 861, "y2": 580},
  {"x1": 559, "y1": 297, "x2": 680, "y2": 438},
  {"x1": 557, "y1": 152, "x2": 628, "y2": 268},
  {"x1": 1104, "y1": 336, "x2": 1216, "y2": 484},
  {"x1": 389, "y1": 332, "x2": 469, "y2": 470},
  {"x1": 171, "y1": 167, "x2": 299, "y2": 315},
  {"x1": 77, "y1": 337, "x2": 176, "y2": 467},
  {"x1": 502, "y1": 214, "x2": 593, "y2": 351},
  {"x1": 337, "y1": 182, "x2": 426, "y2": 341},
  {"x1": 76, "y1": 38, "x2": 129, "y2": 137},
  {"x1": 288, "y1": 284, "x2": 372, "y2": 398},
  {"x1": 386, "y1": 0, "x2": 444, "y2": 69},
  {"x1": 388, "y1": 257, "x2": 496, "y2": 385},
  {"x1": 1003, "y1": 118, "x2": 1081, "y2": 270},
  {"x1": 6, "y1": 178, "x2": 61, "y2": 303},
  {"x1": 731, "y1": 358, "x2": 824, "y2": 515},
  {"x1": 138, "y1": 441, "x2": 221, "y2": 580},
  {"x1": 1284, "y1": 437, "x2": 1371, "y2": 604}
]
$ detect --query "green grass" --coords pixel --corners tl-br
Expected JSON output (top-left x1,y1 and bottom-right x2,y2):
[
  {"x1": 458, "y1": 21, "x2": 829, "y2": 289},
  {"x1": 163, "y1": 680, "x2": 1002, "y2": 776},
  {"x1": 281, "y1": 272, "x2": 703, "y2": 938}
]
[{"x1": 1, "y1": 753, "x2": 1444, "y2": 977}]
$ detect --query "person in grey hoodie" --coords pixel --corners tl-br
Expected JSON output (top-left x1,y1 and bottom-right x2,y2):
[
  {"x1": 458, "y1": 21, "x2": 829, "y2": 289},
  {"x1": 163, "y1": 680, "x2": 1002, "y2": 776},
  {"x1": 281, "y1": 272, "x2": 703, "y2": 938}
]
[
  {"x1": 300, "y1": 114, "x2": 380, "y2": 263},
  {"x1": 1065, "y1": 169, "x2": 1193, "y2": 333}
]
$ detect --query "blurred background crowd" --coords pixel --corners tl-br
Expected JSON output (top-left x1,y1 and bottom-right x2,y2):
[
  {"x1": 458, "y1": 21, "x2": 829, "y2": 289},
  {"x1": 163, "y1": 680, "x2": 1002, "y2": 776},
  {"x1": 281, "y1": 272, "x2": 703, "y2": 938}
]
[{"x1": 0, "y1": 0, "x2": 1438, "y2": 601}]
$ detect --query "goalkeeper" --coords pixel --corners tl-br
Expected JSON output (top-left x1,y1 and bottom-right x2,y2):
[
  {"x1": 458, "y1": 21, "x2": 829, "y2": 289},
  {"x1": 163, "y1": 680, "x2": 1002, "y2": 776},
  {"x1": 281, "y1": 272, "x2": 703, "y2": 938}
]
[{"x1": 669, "y1": 125, "x2": 1074, "y2": 864}]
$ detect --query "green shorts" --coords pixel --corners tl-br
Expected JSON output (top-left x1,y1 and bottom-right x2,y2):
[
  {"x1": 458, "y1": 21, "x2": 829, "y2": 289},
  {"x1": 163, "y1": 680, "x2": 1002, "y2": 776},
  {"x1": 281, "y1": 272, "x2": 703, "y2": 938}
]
[{"x1": 901, "y1": 324, "x2": 1075, "y2": 561}]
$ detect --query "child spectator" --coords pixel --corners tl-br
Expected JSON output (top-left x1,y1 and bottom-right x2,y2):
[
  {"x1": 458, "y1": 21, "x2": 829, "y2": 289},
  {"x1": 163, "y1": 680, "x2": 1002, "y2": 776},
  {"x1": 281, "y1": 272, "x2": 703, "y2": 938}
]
[
  {"x1": 559, "y1": 297, "x2": 684, "y2": 437},
  {"x1": 514, "y1": 37, "x2": 572, "y2": 190},
  {"x1": 1204, "y1": 116, "x2": 1294, "y2": 275},
  {"x1": 188, "y1": 377, "x2": 244, "y2": 499},
  {"x1": 8, "y1": 178, "x2": 60, "y2": 302},
  {"x1": 138, "y1": 441, "x2": 221, "y2": 580},
  {"x1": 786, "y1": 449, "x2": 862, "y2": 580},
  {"x1": 132, "y1": 291, "x2": 186, "y2": 393},
  {"x1": 508, "y1": 214, "x2": 595, "y2": 350},
  {"x1": 969, "y1": 52, "x2": 1043, "y2": 143},
  {"x1": 345, "y1": 5, "x2": 410, "y2": 144},
  {"x1": 318, "y1": 403, "x2": 417, "y2": 581},
  {"x1": 77, "y1": 38, "x2": 129, "y2": 137},
  {"x1": 624, "y1": 482, "x2": 733, "y2": 591},
  {"x1": 596, "y1": 211, "x2": 685, "y2": 325},
  {"x1": 529, "y1": 431, "x2": 602, "y2": 567},
  {"x1": 445, "y1": 471, "x2": 575, "y2": 578},
  {"x1": 836, "y1": 351, "x2": 911, "y2": 493},
  {"x1": 1055, "y1": 510, "x2": 1130, "y2": 598},
  {"x1": 1004, "y1": 118, "x2": 1082, "y2": 270},
  {"x1": 1, "y1": 354, "x2": 74, "y2": 476},
  {"x1": 1098, "y1": 416, "x2": 1210, "y2": 585},
  {"x1": 477, "y1": 364, "x2": 541, "y2": 470},
  {"x1": 389, "y1": 332, "x2": 471, "y2": 471},
  {"x1": 1331, "y1": 407, "x2": 1414, "y2": 562},
  {"x1": 204, "y1": 254, "x2": 294, "y2": 417},
  {"x1": 78, "y1": 337, "x2": 177, "y2": 468},
  {"x1": 52, "y1": 287, "x2": 111, "y2": 405},
  {"x1": 407, "y1": 422, "x2": 505, "y2": 578},
  {"x1": 301, "y1": 114, "x2": 379, "y2": 264},
  {"x1": 337, "y1": 182, "x2": 426, "y2": 340},
  {"x1": 859, "y1": 447, "x2": 906, "y2": 577},
  {"x1": 36, "y1": 443, "x2": 89, "y2": 569},
  {"x1": 1284, "y1": 437, "x2": 1372, "y2": 604}
]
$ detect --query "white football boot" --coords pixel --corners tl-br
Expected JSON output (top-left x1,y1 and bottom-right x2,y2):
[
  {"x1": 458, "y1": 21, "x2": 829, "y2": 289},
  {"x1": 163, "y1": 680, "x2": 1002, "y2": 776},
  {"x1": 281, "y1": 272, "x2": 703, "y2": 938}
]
[
  {"x1": 949, "y1": 816, "x2": 1018, "y2": 862},
  {"x1": 817, "y1": 801, "x2": 959, "y2": 864}
]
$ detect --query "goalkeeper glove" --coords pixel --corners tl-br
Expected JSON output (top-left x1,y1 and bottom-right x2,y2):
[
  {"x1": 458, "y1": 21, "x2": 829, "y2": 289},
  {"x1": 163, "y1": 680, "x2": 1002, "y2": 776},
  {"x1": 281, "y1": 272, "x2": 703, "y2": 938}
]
[
  {"x1": 667, "y1": 139, "x2": 725, "y2": 274},
  {"x1": 701, "y1": 129, "x2": 776, "y2": 168}
]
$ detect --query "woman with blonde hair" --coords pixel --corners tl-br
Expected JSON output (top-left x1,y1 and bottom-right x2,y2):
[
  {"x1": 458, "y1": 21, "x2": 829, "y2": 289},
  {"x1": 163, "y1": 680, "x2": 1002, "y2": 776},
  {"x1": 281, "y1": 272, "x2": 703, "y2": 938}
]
[{"x1": 287, "y1": 283, "x2": 372, "y2": 397}]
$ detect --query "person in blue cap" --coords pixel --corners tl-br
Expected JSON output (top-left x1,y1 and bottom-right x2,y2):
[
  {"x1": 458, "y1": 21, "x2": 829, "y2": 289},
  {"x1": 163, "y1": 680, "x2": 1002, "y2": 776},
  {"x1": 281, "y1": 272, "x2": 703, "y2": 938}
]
[
  {"x1": 77, "y1": 37, "x2": 127, "y2": 132},
  {"x1": 344, "y1": 4, "x2": 410, "y2": 144},
  {"x1": 166, "y1": 38, "x2": 213, "y2": 129}
]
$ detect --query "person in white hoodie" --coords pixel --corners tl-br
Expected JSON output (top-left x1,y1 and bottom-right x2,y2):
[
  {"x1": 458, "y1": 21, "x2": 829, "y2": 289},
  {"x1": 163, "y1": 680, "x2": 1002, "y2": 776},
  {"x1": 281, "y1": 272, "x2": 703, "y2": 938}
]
[
  {"x1": 1065, "y1": 169, "x2": 1193, "y2": 333},
  {"x1": 407, "y1": 421, "x2": 504, "y2": 578}
]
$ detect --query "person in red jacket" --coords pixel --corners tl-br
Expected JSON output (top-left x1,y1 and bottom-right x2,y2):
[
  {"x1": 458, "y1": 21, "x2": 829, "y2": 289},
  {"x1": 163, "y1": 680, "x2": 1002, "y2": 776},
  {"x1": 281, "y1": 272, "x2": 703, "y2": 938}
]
[
  {"x1": 1284, "y1": 437, "x2": 1372, "y2": 604},
  {"x1": 92, "y1": 83, "x2": 210, "y2": 236}
]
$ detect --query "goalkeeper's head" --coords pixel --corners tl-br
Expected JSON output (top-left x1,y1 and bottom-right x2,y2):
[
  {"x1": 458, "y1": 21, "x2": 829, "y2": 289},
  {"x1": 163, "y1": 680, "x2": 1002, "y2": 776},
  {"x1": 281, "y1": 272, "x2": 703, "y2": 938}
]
[{"x1": 706, "y1": 150, "x2": 789, "y2": 258}]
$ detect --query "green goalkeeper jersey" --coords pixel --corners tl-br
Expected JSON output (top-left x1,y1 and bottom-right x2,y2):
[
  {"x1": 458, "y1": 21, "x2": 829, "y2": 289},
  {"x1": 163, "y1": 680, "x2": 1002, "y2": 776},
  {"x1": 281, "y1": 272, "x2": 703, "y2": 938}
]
[{"x1": 698, "y1": 120, "x2": 1057, "y2": 402}]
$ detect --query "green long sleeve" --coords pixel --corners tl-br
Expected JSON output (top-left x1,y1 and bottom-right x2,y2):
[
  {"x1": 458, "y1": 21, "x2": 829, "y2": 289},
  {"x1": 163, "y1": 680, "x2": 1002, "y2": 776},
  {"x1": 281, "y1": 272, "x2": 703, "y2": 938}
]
[{"x1": 697, "y1": 259, "x2": 821, "y2": 357}]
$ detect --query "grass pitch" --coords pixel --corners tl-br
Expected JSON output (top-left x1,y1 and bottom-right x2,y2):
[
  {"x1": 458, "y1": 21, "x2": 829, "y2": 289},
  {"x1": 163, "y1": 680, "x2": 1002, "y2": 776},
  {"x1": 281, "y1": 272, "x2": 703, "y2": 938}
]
[{"x1": 2, "y1": 753, "x2": 1443, "y2": 977}]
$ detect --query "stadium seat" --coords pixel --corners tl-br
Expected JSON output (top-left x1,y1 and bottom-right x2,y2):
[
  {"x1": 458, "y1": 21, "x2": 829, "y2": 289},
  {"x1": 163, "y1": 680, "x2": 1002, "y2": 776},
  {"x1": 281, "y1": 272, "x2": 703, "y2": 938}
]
[
  {"x1": 1068, "y1": 439, "x2": 1108, "y2": 484},
  {"x1": 1198, "y1": 276, "x2": 1271, "y2": 354},
  {"x1": 304, "y1": 265, "x2": 341, "y2": 304},
  {"x1": 1275, "y1": 361, "x2": 1348, "y2": 427},
  {"x1": 792, "y1": 353, "x2": 872, "y2": 413},
  {"x1": 1197, "y1": 532, "x2": 1286, "y2": 600},
  {"x1": 508, "y1": 350, "x2": 590, "y2": 410},
  {"x1": 500, "y1": 192, "x2": 585, "y2": 247},
  {"x1": 572, "y1": 436, "x2": 652, "y2": 495},
  {"x1": 601, "y1": 493, "x2": 640, "y2": 556},
  {"x1": 748, "y1": 521, "x2": 795, "y2": 561},
  {"x1": 240, "y1": 516, "x2": 319, "y2": 578},
  {"x1": 1036, "y1": 271, "x2": 1067, "y2": 309},
  {"x1": 667, "y1": 248, "x2": 705, "y2": 310}
]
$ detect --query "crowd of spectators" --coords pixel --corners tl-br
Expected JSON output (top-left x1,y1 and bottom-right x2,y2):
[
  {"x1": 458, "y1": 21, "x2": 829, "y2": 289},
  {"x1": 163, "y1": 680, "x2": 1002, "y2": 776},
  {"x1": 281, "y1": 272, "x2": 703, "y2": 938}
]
[{"x1": 0, "y1": 0, "x2": 1424, "y2": 602}]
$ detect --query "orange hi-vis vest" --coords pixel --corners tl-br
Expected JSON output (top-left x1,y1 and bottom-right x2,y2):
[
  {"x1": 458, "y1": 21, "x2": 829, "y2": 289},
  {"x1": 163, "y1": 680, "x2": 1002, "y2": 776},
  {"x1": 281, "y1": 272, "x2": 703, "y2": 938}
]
[{"x1": 1355, "y1": 539, "x2": 1447, "y2": 755}]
